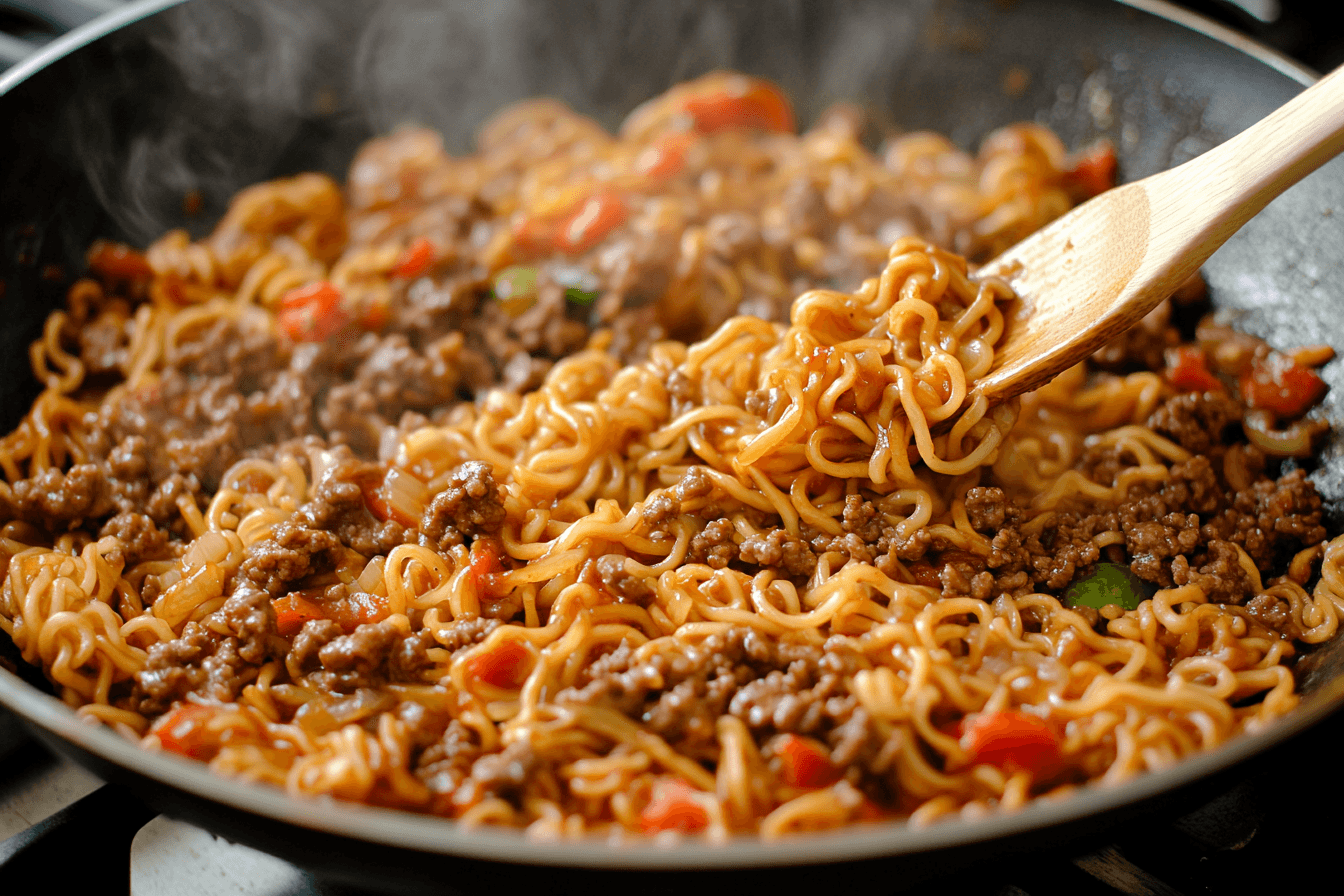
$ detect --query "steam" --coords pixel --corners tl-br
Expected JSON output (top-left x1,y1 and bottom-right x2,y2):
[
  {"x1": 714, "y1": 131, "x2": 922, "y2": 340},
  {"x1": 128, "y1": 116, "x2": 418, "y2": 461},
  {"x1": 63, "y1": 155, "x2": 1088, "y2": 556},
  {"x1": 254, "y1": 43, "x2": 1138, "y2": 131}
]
[{"x1": 71, "y1": 0, "x2": 943, "y2": 243}]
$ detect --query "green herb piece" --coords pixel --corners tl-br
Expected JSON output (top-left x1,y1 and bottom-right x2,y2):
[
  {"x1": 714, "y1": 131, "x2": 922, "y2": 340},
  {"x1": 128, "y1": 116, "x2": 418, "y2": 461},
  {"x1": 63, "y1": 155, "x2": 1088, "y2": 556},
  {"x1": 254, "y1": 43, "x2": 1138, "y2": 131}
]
[
  {"x1": 493, "y1": 265, "x2": 538, "y2": 317},
  {"x1": 1064, "y1": 562, "x2": 1152, "y2": 612}
]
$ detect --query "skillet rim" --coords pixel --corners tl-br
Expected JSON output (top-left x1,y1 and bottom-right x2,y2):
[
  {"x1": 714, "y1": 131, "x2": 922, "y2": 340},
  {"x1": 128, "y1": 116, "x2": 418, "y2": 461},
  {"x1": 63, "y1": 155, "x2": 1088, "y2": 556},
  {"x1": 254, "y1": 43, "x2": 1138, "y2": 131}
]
[{"x1": 0, "y1": 0, "x2": 1341, "y2": 872}]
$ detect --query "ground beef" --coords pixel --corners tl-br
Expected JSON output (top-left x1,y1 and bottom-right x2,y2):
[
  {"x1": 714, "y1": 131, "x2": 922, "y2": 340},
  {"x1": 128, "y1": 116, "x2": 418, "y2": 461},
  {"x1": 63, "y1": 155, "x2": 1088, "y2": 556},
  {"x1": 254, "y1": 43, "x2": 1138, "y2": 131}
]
[
  {"x1": 6, "y1": 464, "x2": 114, "y2": 526},
  {"x1": 240, "y1": 522, "x2": 345, "y2": 596},
  {"x1": 555, "y1": 628, "x2": 873, "y2": 765},
  {"x1": 1171, "y1": 539, "x2": 1256, "y2": 604},
  {"x1": 1204, "y1": 468, "x2": 1326, "y2": 568},
  {"x1": 640, "y1": 493, "x2": 677, "y2": 526},
  {"x1": 286, "y1": 618, "x2": 344, "y2": 679},
  {"x1": 295, "y1": 452, "x2": 409, "y2": 557},
  {"x1": 964, "y1": 487, "x2": 1013, "y2": 534},
  {"x1": 1147, "y1": 391, "x2": 1242, "y2": 455},
  {"x1": 215, "y1": 586, "x2": 285, "y2": 665},
  {"x1": 688, "y1": 518, "x2": 737, "y2": 568},
  {"x1": 739, "y1": 529, "x2": 817, "y2": 577},
  {"x1": 303, "y1": 622, "x2": 438, "y2": 693},
  {"x1": 98, "y1": 511, "x2": 169, "y2": 566},
  {"x1": 1245, "y1": 592, "x2": 1304, "y2": 640},
  {"x1": 415, "y1": 719, "x2": 482, "y2": 799},
  {"x1": 318, "y1": 622, "x2": 401, "y2": 675},
  {"x1": 430, "y1": 616, "x2": 502, "y2": 655},
  {"x1": 594, "y1": 554, "x2": 654, "y2": 606},
  {"x1": 419, "y1": 461, "x2": 506, "y2": 551},
  {"x1": 129, "y1": 586, "x2": 284, "y2": 713},
  {"x1": 456, "y1": 738, "x2": 537, "y2": 805},
  {"x1": 133, "y1": 623, "x2": 213, "y2": 714}
]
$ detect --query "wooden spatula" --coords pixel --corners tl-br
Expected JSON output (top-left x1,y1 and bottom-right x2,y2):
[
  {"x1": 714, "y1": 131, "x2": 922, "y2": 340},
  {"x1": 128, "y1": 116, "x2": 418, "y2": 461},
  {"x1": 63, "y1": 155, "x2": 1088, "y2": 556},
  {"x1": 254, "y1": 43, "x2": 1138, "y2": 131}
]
[{"x1": 971, "y1": 64, "x2": 1344, "y2": 406}]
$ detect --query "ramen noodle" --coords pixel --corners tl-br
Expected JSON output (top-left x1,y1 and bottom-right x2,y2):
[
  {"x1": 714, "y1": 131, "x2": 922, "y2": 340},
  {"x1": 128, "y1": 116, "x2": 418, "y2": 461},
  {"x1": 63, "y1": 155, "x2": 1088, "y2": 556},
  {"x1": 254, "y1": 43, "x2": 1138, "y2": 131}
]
[{"x1": 1, "y1": 72, "x2": 1340, "y2": 839}]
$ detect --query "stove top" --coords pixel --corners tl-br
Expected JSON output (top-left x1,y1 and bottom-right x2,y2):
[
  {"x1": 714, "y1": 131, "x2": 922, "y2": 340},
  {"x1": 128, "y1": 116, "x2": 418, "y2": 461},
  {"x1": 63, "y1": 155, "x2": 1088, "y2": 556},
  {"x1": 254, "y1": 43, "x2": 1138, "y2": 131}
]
[{"x1": 3, "y1": 1, "x2": 1343, "y2": 893}]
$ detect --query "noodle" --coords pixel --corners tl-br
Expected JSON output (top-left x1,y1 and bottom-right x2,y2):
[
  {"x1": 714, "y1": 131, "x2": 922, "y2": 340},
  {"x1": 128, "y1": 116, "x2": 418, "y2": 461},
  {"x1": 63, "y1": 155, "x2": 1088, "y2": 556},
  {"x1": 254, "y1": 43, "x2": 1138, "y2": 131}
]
[{"x1": 1, "y1": 71, "x2": 1339, "y2": 840}]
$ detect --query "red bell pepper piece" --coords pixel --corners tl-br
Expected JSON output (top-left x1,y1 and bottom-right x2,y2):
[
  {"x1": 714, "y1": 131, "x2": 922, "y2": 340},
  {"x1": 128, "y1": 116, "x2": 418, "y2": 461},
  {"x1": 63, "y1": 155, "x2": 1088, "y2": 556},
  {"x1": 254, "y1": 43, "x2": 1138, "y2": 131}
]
[
  {"x1": 639, "y1": 778, "x2": 711, "y2": 834},
  {"x1": 1240, "y1": 351, "x2": 1328, "y2": 418},
  {"x1": 1165, "y1": 345, "x2": 1223, "y2": 393},
  {"x1": 776, "y1": 734, "x2": 841, "y2": 788},
  {"x1": 393, "y1": 236, "x2": 436, "y2": 279},
  {"x1": 276, "y1": 281, "x2": 349, "y2": 342},
  {"x1": 465, "y1": 639, "x2": 532, "y2": 690},
  {"x1": 963, "y1": 710, "x2": 1062, "y2": 780}
]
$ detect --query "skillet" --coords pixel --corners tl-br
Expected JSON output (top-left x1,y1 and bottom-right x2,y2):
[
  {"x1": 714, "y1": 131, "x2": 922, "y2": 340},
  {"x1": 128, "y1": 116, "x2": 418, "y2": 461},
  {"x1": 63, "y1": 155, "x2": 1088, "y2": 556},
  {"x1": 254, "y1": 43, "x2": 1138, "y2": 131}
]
[{"x1": 3, "y1": 0, "x2": 1344, "y2": 891}]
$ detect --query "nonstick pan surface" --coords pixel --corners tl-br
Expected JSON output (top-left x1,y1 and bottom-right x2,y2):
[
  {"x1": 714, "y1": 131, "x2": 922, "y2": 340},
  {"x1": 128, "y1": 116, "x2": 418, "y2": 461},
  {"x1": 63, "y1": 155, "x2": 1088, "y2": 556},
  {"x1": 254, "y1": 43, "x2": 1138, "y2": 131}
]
[{"x1": 3, "y1": 1, "x2": 1344, "y2": 891}]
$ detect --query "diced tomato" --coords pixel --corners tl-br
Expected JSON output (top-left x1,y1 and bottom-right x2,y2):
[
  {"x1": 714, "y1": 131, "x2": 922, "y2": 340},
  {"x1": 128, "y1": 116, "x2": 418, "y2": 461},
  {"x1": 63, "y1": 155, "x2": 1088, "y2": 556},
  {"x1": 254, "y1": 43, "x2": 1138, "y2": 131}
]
[
  {"x1": 465, "y1": 639, "x2": 532, "y2": 689},
  {"x1": 148, "y1": 703, "x2": 264, "y2": 761},
  {"x1": 1063, "y1": 140, "x2": 1117, "y2": 200},
  {"x1": 272, "y1": 593, "x2": 328, "y2": 638},
  {"x1": 963, "y1": 710, "x2": 1062, "y2": 780},
  {"x1": 635, "y1": 131, "x2": 697, "y2": 180},
  {"x1": 678, "y1": 79, "x2": 795, "y2": 135},
  {"x1": 1240, "y1": 351, "x2": 1328, "y2": 418},
  {"x1": 468, "y1": 536, "x2": 506, "y2": 597},
  {"x1": 555, "y1": 191, "x2": 627, "y2": 255},
  {"x1": 393, "y1": 236, "x2": 436, "y2": 279},
  {"x1": 776, "y1": 734, "x2": 841, "y2": 789},
  {"x1": 150, "y1": 704, "x2": 219, "y2": 759},
  {"x1": 638, "y1": 778, "x2": 711, "y2": 834},
  {"x1": 277, "y1": 281, "x2": 350, "y2": 342},
  {"x1": 1165, "y1": 345, "x2": 1223, "y2": 393},
  {"x1": 513, "y1": 191, "x2": 628, "y2": 257},
  {"x1": 273, "y1": 591, "x2": 389, "y2": 637},
  {"x1": 326, "y1": 591, "x2": 390, "y2": 631},
  {"x1": 511, "y1": 214, "x2": 561, "y2": 257},
  {"x1": 356, "y1": 469, "x2": 393, "y2": 522},
  {"x1": 87, "y1": 240, "x2": 153, "y2": 281}
]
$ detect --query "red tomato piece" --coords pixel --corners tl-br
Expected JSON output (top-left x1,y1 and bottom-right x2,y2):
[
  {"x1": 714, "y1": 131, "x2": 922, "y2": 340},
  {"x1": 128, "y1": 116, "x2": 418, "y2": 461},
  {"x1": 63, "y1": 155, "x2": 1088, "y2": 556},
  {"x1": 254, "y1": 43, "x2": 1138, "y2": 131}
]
[
  {"x1": 963, "y1": 710, "x2": 1062, "y2": 780},
  {"x1": 393, "y1": 236, "x2": 436, "y2": 279},
  {"x1": 149, "y1": 703, "x2": 266, "y2": 761},
  {"x1": 1240, "y1": 352, "x2": 1328, "y2": 418},
  {"x1": 277, "y1": 281, "x2": 350, "y2": 342},
  {"x1": 1165, "y1": 345, "x2": 1223, "y2": 393},
  {"x1": 555, "y1": 191, "x2": 628, "y2": 255},
  {"x1": 468, "y1": 536, "x2": 506, "y2": 596},
  {"x1": 272, "y1": 593, "x2": 328, "y2": 638},
  {"x1": 635, "y1": 132, "x2": 697, "y2": 180},
  {"x1": 776, "y1": 734, "x2": 841, "y2": 789},
  {"x1": 511, "y1": 214, "x2": 560, "y2": 256},
  {"x1": 87, "y1": 240, "x2": 153, "y2": 281},
  {"x1": 150, "y1": 703, "x2": 219, "y2": 759},
  {"x1": 465, "y1": 639, "x2": 532, "y2": 689},
  {"x1": 679, "y1": 79, "x2": 795, "y2": 134},
  {"x1": 639, "y1": 779, "x2": 711, "y2": 834},
  {"x1": 1063, "y1": 140, "x2": 1117, "y2": 200},
  {"x1": 326, "y1": 591, "x2": 391, "y2": 632}
]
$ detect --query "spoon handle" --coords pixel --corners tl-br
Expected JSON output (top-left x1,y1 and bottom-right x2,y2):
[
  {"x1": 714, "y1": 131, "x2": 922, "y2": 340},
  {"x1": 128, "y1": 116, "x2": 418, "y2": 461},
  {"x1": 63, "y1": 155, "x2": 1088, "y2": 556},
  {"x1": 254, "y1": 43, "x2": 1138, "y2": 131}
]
[{"x1": 974, "y1": 63, "x2": 1344, "y2": 405}]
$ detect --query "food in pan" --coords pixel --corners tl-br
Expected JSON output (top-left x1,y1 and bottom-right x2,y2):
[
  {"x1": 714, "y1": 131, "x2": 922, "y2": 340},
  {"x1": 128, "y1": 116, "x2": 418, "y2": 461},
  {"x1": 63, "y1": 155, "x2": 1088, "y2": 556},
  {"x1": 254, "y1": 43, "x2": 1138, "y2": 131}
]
[{"x1": 1, "y1": 72, "x2": 1339, "y2": 838}]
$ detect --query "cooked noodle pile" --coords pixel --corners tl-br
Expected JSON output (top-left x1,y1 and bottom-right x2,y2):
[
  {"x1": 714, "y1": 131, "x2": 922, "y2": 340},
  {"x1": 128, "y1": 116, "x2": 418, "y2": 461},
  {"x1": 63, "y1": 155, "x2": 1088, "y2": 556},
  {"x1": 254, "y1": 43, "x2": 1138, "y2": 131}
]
[{"x1": 2, "y1": 72, "x2": 1341, "y2": 839}]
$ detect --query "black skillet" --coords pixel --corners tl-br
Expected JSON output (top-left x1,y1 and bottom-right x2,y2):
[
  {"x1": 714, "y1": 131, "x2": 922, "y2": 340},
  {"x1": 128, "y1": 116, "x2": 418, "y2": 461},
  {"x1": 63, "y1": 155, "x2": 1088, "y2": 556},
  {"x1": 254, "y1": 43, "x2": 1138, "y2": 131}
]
[{"x1": 4, "y1": 0, "x2": 1344, "y2": 892}]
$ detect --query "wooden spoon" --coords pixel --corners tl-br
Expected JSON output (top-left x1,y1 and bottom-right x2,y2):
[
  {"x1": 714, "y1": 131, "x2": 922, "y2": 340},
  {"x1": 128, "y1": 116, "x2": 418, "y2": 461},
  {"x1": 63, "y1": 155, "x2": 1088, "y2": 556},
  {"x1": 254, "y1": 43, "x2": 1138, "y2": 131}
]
[{"x1": 971, "y1": 63, "x2": 1344, "y2": 406}]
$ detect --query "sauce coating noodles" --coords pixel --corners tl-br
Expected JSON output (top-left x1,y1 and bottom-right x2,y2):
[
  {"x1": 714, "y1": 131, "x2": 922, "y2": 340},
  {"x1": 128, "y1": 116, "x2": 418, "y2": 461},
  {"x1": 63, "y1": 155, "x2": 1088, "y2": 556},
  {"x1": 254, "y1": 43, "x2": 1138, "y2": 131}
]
[{"x1": 1, "y1": 72, "x2": 1340, "y2": 839}]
